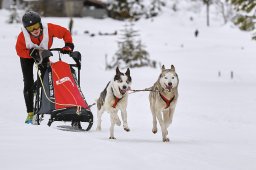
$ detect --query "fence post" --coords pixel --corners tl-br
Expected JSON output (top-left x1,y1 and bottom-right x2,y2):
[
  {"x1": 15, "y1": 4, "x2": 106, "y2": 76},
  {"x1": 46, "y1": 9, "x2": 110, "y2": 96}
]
[
  {"x1": 231, "y1": 71, "x2": 234, "y2": 79},
  {"x1": 218, "y1": 71, "x2": 221, "y2": 77}
]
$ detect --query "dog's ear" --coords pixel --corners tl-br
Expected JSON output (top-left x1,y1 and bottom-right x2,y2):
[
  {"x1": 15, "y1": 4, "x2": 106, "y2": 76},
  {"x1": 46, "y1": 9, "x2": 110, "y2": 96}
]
[
  {"x1": 161, "y1": 65, "x2": 165, "y2": 71},
  {"x1": 171, "y1": 65, "x2": 175, "y2": 71},
  {"x1": 116, "y1": 67, "x2": 121, "y2": 75},
  {"x1": 125, "y1": 68, "x2": 130, "y2": 76}
]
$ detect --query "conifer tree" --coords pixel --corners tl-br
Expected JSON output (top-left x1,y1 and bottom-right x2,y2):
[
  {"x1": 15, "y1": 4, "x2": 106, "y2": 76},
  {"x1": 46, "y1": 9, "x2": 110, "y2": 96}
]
[
  {"x1": 146, "y1": 0, "x2": 166, "y2": 18},
  {"x1": 228, "y1": 0, "x2": 256, "y2": 31},
  {"x1": 106, "y1": 22, "x2": 156, "y2": 69}
]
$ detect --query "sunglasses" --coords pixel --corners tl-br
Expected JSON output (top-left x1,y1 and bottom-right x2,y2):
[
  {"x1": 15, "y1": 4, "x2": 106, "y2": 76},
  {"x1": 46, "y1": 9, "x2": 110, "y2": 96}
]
[{"x1": 26, "y1": 23, "x2": 41, "y2": 32}]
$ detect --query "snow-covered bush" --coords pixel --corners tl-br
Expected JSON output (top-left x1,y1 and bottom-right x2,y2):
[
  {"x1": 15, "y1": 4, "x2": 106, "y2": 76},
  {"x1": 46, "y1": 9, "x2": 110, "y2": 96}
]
[{"x1": 107, "y1": 0, "x2": 166, "y2": 20}]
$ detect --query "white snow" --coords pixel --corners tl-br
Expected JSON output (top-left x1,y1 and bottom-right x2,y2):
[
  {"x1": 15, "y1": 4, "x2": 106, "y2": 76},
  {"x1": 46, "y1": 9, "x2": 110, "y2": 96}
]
[{"x1": 0, "y1": 5, "x2": 256, "y2": 170}]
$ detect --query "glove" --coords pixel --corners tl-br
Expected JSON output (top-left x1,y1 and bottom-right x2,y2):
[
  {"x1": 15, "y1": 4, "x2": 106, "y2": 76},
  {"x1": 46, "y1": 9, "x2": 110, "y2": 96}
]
[
  {"x1": 61, "y1": 43, "x2": 74, "y2": 54},
  {"x1": 30, "y1": 48, "x2": 40, "y2": 62}
]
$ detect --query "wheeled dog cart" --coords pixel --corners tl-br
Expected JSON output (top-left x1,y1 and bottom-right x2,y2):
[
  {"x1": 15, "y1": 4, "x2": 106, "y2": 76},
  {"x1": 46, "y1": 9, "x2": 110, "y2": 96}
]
[{"x1": 33, "y1": 48, "x2": 93, "y2": 131}]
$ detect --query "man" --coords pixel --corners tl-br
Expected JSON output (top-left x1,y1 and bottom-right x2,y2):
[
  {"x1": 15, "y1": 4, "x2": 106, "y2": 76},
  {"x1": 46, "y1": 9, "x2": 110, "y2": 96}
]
[{"x1": 16, "y1": 11, "x2": 74, "y2": 124}]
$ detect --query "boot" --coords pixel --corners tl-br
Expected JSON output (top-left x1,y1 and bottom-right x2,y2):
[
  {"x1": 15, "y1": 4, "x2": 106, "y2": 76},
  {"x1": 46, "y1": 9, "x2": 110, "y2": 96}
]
[{"x1": 25, "y1": 112, "x2": 34, "y2": 124}]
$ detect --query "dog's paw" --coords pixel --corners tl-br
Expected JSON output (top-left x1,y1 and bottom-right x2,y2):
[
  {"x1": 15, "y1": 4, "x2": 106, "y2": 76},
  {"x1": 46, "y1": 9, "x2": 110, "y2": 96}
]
[
  {"x1": 109, "y1": 136, "x2": 116, "y2": 140},
  {"x1": 163, "y1": 138, "x2": 170, "y2": 142},
  {"x1": 152, "y1": 128, "x2": 157, "y2": 134},
  {"x1": 124, "y1": 127, "x2": 130, "y2": 132}
]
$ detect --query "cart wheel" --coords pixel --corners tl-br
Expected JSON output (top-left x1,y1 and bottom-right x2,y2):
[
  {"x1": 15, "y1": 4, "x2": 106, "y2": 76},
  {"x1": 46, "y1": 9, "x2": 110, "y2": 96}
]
[
  {"x1": 32, "y1": 114, "x2": 40, "y2": 125},
  {"x1": 85, "y1": 122, "x2": 93, "y2": 131},
  {"x1": 36, "y1": 114, "x2": 40, "y2": 125},
  {"x1": 48, "y1": 119, "x2": 53, "y2": 127}
]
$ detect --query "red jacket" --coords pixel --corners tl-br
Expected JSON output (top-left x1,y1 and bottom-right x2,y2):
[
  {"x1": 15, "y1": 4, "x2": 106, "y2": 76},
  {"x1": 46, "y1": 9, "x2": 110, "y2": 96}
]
[{"x1": 16, "y1": 23, "x2": 73, "y2": 59}]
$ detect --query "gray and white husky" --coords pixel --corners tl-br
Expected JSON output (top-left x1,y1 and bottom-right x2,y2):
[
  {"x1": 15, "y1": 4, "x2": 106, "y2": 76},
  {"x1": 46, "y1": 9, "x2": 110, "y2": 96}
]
[
  {"x1": 149, "y1": 65, "x2": 179, "y2": 142},
  {"x1": 96, "y1": 67, "x2": 132, "y2": 139}
]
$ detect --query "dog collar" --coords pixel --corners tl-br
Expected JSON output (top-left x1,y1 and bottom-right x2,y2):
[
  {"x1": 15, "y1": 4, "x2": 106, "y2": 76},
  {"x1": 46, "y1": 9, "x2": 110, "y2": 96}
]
[
  {"x1": 111, "y1": 88, "x2": 123, "y2": 108},
  {"x1": 159, "y1": 93, "x2": 175, "y2": 109}
]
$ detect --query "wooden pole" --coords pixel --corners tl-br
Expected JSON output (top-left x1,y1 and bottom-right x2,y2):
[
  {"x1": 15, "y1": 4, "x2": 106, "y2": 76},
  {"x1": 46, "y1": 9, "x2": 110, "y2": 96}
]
[{"x1": 206, "y1": 0, "x2": 210, "y2": 27}]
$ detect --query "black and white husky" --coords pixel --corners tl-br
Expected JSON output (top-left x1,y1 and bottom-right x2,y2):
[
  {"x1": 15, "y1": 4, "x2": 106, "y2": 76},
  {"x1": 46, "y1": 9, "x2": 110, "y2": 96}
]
[
  {"x1": 96, "y1": 67, "x2": 132, "y2": 139},
  {"x1": 149, "y1": 65, "x2": 179, "y2": 142}
]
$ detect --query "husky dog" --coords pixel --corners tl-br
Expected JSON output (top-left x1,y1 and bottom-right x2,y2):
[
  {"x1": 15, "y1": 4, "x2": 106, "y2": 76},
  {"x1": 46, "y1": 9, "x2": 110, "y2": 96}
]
[
  {"x1": 96, "y1": 67, "x2": 132, "y2": 139},
  {"x1": 149, "y1": 65, "x2": 179, "y2": 142}
]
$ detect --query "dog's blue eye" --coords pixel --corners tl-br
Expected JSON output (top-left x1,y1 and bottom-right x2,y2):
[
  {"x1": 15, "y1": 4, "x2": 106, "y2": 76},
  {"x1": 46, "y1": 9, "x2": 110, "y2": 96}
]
[
  {"x1": 165, "y1": 77, "x2": 168, "y2": 79},
  {"x1": 118, "y1": 79, "x2": 123, "y2": 83}
]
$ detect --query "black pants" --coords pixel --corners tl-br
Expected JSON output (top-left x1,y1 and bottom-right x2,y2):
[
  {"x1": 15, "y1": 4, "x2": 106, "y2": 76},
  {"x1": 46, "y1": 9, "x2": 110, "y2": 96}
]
[
  {"x1": 20, "y1": 58, "x2": 48, "y2": 113},
  {"x1": 20, "y1": 58, "x2": 34, "y2": 113}
]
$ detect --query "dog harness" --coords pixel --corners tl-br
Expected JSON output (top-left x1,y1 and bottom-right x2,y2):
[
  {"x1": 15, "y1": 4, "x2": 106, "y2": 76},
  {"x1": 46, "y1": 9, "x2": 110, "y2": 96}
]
[
  {"x1": 159, "y1": 93, "x2": 175, "y2": 109},
  {"x1": 112, "y1": 96, "x2": 122, "y2": 108},
  {"x1": 111, "y1": 88, "x2": 122, "y2": 108}
]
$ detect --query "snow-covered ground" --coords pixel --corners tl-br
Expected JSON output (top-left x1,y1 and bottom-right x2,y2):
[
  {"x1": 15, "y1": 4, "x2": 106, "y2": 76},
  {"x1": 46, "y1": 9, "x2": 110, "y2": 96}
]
[{"x1": 0, "y1": 6, "x2": 256, "y2": 170}]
